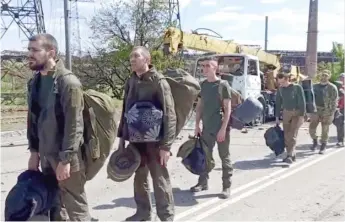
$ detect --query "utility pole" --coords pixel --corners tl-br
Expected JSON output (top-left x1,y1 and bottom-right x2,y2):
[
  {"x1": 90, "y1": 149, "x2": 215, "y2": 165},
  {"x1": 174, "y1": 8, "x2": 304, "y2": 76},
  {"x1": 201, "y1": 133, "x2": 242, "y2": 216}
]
[
  {"x1": 64, "y1": 0, "x2": 72, "y2": 70},
  {"x1": 305, "y1": 0, "x2": 318, "y2": 79},
  {"x1": 264, "y1": 16, "x2": 268, "y2": 51},
  {"x1": 303, "y1": 0, "x2": 318, "y2": 114}
]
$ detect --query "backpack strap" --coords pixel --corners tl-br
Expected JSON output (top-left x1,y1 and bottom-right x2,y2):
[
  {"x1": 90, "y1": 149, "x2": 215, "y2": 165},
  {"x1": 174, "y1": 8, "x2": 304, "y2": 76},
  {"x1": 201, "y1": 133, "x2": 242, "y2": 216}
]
[
  {"x1": 218, "y1": 79, "x2": 228, "y2": 102},
  {"x1": 53, "y1": 73, "x2": 77, "y2": 138}
]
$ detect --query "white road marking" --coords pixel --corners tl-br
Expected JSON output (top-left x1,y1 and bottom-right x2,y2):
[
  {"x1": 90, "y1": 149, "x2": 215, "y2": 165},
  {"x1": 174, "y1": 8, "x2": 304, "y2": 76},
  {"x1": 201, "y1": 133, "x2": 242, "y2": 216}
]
[
  {"x1": 175, "y1": 150, "x2": 316, "y2": 220},
  {"x1": 188, "y1": 148, "x2": 344, "y2": 221}
]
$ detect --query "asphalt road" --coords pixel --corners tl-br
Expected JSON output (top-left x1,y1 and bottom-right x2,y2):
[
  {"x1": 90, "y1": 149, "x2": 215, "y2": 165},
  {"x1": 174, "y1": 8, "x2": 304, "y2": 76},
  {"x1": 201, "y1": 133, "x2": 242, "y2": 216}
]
[{"x1": 1, "y1": 122, "x2": 344, "y2": 221}]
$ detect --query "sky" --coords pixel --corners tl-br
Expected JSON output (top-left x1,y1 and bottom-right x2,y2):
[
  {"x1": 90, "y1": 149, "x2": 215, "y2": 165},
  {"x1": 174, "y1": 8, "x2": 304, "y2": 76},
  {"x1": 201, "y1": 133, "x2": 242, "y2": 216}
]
[{"x1": 0, "y1": 0, "x2": 344, "y2": 53}]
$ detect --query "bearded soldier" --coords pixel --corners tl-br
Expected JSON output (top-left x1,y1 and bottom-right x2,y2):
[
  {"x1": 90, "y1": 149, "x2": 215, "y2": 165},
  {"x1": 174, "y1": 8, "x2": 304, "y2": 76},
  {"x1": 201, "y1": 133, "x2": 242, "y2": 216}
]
[{"x1": 309, "y1": 70, "x2": 338, "y2": 154}]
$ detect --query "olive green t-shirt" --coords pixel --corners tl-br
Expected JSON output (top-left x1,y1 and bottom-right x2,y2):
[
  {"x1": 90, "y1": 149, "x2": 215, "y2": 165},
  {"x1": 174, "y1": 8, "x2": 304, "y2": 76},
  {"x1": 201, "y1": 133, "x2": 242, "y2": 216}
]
[
  {"x1": 200, "y1": 79, "x2": 232, "y2": 134},
  {"x1": 38, "y1": 74, "x2": 55, "y2": 109}
]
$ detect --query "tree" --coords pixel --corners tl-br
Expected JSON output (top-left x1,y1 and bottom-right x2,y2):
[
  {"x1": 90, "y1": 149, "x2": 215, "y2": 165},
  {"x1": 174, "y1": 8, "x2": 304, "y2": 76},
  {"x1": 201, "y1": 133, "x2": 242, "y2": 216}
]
[
  {"x1": 1, "y1": 59, "x2": 32, "y2": 92},
  {"x1": 75, "y1": 0, "x2": 183, "y2": 99},
  {"x1": 331, "y1": 42, "x2": 344, "y2": 78},
  {"x1": 315, "y1": 42, "x2": 344, "y2": 83}
]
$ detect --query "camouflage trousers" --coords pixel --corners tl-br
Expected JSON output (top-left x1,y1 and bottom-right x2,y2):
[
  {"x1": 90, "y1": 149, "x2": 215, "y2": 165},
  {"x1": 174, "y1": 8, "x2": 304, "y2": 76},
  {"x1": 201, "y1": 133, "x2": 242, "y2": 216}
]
[
  {"x1": 198, "y1": 130, "x2": 233, "y2": 189},
  {"x1": 309, "y1": 109, "x2": 334, "y2": 143},
  {"x1": 282, "y1": 110, "x2": 304, "y2": 156},
  {"x1": 132, "y1": 143, "x2": 174, "y2": 221}
]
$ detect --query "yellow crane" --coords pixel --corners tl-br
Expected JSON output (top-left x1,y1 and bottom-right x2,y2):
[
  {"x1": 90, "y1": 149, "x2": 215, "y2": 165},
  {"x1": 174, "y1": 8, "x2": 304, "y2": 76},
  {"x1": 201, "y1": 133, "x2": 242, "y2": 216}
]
[
  {"x1": 163, "y1": 27, "x2": 308, "y2": 124},
  {"x1": 163, "y1": 27, "x2": 306, "y2": 85}
]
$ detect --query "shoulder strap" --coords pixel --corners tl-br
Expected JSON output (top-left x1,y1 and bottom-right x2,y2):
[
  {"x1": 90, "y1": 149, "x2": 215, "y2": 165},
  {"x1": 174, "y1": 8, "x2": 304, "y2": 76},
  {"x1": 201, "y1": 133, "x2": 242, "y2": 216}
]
[
  {"x1": 218, "y1": 80, "x2": 227, "y2": 101},
  {"x1": 278, "y1": 87, "x2": 282, "y2": 98},
  {"x1": 53, "y1": 73, "x2": 75, "y2": 133}
]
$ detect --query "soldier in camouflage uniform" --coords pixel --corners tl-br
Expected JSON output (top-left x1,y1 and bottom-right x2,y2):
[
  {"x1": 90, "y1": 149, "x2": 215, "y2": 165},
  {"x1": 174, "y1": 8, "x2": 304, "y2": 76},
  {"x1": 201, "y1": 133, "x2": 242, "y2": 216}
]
[
  {"x1": 335, "y1": 88, "x2": 344, "y2": 147},
  {"x1": 309, "y1": 70, "x2": 339, "y2": 154}
]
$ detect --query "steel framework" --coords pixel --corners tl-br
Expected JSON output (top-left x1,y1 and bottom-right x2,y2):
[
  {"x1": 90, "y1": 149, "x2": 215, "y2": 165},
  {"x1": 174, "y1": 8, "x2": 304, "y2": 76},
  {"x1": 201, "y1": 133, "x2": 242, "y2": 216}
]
[
  {"x1": 167, "y1": 0, "x2": 181, "y2": 30},
  {"x1": 1, "y1": 0, "x2": 45, "y2": 40},
  {"x1": 69, "y1": 0, "x2": 93, "y2": 57}
]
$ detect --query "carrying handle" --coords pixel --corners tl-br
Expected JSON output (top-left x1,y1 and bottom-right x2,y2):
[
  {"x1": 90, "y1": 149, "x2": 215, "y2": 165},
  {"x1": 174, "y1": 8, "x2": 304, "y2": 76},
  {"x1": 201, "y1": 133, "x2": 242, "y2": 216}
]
[
  {"x1": 188, "y1": 133, "x2": 204, "y2": 149},
  {"x1": 135, "y1": 101, "x2": 156, "y2": 109}
]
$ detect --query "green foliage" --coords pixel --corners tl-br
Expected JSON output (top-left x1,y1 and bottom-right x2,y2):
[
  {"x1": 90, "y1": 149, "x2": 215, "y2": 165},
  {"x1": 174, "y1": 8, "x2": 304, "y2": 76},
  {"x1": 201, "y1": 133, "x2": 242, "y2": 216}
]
[
  {"x1": 315, "y1": 42, "x2": 344, "y2": 84},
  {"x1": 74, "y1": 0, "x2": 183, "y2": 100},
  {"x1": 151, "y1": 50, "x2": 184, "y2": 72}
]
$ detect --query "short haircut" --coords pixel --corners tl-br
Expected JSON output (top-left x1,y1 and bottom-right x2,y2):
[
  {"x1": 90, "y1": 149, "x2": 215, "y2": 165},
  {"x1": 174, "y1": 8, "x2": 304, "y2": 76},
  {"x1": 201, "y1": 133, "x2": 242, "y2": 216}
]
[
  {"x1": 132, "y1": 46, "x2": 151, "y2": 60},
  {"x1": 277, "y1": 73, "x2": 290, "y2": 79},
  {"x1": 202, "y1": 56, "x2": 218, "y2": 63},
  {"x1": 29, "y1": 33, "x2": 59, "y2": 55}
]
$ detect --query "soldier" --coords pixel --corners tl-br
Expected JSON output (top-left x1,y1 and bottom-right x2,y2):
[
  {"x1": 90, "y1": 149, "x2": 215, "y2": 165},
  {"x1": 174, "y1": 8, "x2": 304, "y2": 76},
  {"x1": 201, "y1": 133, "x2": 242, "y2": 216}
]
[
  {"x1": 192, "y1": 57, "x2": 233, "y2": 199},
  {"x1": 335, "y1": 86, "x2": 344, "y2": 147},
  {"x1": 309, "y1": 70, "x2": 338, "y2": 154},
  {"x1": 275, "y1": 66, "x2": 306, "y2": 164},
  {"x1": 26, "y1": 34, "x2": 91, "y2": 220},
  {"x1": 117, "y1": 46, "x2": 176, "y2": 221}
]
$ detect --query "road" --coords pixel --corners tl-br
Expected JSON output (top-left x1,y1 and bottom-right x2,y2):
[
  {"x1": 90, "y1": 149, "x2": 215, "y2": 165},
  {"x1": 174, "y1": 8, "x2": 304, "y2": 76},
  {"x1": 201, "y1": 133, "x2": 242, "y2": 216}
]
[{"x1": 1, "y1": 122, "x2": 344, "y2": 221}]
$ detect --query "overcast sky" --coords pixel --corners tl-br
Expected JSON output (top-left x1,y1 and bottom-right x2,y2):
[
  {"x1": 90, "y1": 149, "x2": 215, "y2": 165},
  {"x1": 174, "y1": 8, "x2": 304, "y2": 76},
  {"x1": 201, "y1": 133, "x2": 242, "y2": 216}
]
[{"x1": 1, "y1": 0, "x2": 344, "y2": 53}]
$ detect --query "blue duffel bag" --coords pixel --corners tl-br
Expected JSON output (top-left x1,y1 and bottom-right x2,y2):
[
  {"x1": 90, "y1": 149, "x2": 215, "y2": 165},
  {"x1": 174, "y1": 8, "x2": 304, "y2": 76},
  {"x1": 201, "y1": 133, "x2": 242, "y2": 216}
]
[{"x1": 264, "y1": 125, "x2": 285, "y2": 156}]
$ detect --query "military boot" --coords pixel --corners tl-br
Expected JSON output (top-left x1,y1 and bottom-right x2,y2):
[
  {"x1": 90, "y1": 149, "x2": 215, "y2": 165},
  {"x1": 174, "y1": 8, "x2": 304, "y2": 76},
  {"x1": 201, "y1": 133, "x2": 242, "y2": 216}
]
[
  {"x1": 125, "y1": 213, "x2": 152, "y2": 221},
  {"x1": 319, "y1": 143, "x2": 326, "y2": 154},
  {"x1": 190, "y1": 183, "x2": 208, "y2": 192},
  {"x1": 219, "y1": 187, "x2": 231, "y2": 199},
  {"x1": 336, "y1": 141, "x2": 344, "y2": 147},
  {"x1": 283, "y1": 154, "x2": 295, "y2": 164},
  {"x1": 310, "y1": 139, "x2": 318, "y2": 151},
  {"x1": 190, "y1": 175, "x2": 208, "y2": 192}
]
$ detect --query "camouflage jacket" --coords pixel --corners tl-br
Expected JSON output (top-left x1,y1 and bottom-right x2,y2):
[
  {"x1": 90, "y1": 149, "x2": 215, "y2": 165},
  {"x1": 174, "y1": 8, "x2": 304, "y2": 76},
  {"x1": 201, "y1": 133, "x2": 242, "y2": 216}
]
[
  {"x1": 313, "y1": 82, "x2": 339, "y2": 116},
  {"x1": 117, "y1": 66, "x2": 177, "y2": 151},
  {"x1": 27, "y1": 59, "x2": 84, "y2": 172}
]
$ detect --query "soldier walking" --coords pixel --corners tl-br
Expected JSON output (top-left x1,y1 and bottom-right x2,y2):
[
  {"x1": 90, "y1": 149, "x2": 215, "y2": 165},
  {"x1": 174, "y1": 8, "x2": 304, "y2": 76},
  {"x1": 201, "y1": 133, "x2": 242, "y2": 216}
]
[
  {"x1": 192, "y1": 57, "x2": 233, "y2": 199},
  {"x1": 309, "y1": 70, "x2": 338, "y2": 154},
  {"x1": 275, "y1": 66, "x2": 306, "y2": 164},
  {"x1": 26, "y1": 34, "x2": 91, "y2": 221},
  {"x1": 336, "y1": 87, "x2": 344, "y2": 147},
  {"x1": 117, "y1": 46, "x2": 176, "y2": 221}
]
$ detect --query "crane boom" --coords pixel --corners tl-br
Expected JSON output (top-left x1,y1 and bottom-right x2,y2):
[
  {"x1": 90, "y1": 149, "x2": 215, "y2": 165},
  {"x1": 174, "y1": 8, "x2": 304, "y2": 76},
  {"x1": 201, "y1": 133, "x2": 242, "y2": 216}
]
[{"x1": 163, "y1": 27, "x2": 303, "y2": 78}]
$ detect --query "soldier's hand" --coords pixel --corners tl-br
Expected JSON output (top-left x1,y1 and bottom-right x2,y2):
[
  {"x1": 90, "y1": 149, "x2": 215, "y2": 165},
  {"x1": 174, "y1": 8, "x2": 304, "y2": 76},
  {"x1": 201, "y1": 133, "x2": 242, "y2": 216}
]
[
  {"x1": 56, "y1": 162, "x2": 71, "y2": 181},
  {"x1": 217, "y1": 127, "x2": 226, "y2": 142},
  {"x1": 28, "y1": 152, "x2": 40, "y2": 171},
  {"x1": 159, "y1": 149, "x2": 170, "y2": 167},
  {"x1": 194, "y1": 125, "x2": 201, "y2": 136}
]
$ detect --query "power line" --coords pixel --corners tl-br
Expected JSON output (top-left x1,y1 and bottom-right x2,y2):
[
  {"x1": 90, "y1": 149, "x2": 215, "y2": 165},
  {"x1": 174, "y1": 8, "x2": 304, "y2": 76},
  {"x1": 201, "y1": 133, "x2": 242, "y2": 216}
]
[{"x1": 69, "y1": 0, "x2": 94, "y2": 57}]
